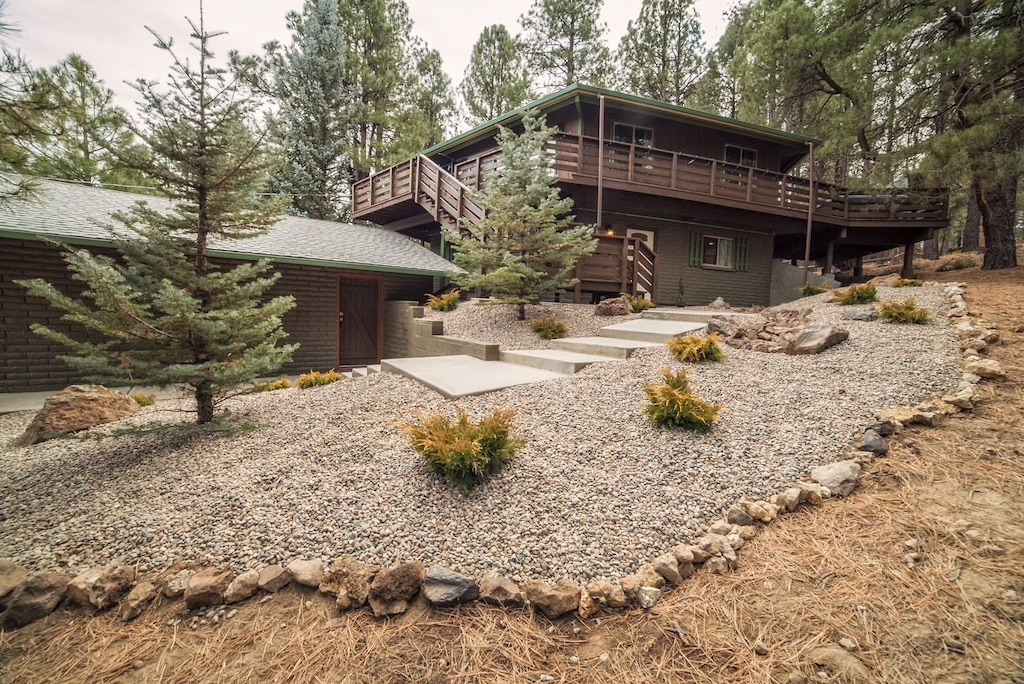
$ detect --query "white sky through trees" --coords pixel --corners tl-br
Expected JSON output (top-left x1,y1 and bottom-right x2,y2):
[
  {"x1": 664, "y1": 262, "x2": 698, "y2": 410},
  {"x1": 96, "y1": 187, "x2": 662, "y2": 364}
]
[{"x1": 10, "y1": 0, "x2": 733, "y2": 110}]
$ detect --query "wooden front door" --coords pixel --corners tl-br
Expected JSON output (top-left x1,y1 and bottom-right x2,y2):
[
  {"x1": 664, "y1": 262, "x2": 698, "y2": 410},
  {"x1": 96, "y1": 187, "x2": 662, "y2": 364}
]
[{"x1": 338, "y1": 276, "x2": 382, "y2": 368}]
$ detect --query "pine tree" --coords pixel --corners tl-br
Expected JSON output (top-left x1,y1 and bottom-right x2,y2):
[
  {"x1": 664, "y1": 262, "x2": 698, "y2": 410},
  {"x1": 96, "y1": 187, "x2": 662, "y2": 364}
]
[
  {"x1": 460, "y1": 25, "x2": 533, "y2": 125},
  {"x1": 447, "y1": 111, "x2": 597, "y2": 320},
  {"x1": 16, "y1": 9, "x2": 297, "y2": 424},
  {"x1": 397, "y1": 41, "x2": 455, "y2": 150},
  {"x1": 520, "y1": 0, "x2": 612, "y2": 89},
  {"x1": 266, "y1": 0, "x2": 352, "y2": 220},
  {"x1": 616, "y1": 0, "x2": 705, "y2": 105}
]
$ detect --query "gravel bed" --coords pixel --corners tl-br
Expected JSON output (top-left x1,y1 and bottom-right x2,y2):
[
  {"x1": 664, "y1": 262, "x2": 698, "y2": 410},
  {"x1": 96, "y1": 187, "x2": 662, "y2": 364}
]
[
  {"x1": 0, "y1": 285, "x2": 962, "y2": 585},
  {"x1": 423, "y1": 300, "x2": 641, "y2": 350}
]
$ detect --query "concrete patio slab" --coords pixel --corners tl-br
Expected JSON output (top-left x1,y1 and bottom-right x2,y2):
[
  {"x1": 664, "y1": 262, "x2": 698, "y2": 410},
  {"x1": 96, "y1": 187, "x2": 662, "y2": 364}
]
[
  {"x1": 499, "y1": 349, "x2": 618, "y2": 374},
  {"x1": 381, "y1": 355, "x2": 568, "y2": 399},
  {"x1": 550, "y1": 337, "x2": 662, "y2": 359},
  {"x1": 598, "y1": 319, "x2": 706, "y2": 343}
]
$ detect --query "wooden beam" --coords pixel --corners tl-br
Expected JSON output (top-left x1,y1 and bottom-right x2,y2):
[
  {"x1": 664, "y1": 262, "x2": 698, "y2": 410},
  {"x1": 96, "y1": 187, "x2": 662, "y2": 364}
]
[
  {"x1": 802, "y1": 142, "x2": 816, "y2": 287},
  {"x1": 597, "y1": 94, "x2": 606, "y2": 227}
]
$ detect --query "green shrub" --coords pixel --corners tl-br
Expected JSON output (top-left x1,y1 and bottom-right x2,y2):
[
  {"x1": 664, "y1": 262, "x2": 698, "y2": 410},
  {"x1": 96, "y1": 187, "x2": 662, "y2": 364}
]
[
  {"x1": 645, "y1": 369, "x2": 721, "y2": 432},
  {"x1": 667, "y1": 334, "x2": 726, "y2": 363},
  {"x1": 133, "y1": 392, "x2": 156, "y2": 407},
  {"x1": 675, "y1": 280, "x2": 686, "y2": 307},
  {"x1": 879, "y1": 299, "x2": 931, "y2": 324},
  {"x1": 426, "y1": 290, "x2": 461, "y2": 311},
  {"x1": 800, "y1": 285, "x2": 827, "y2": 297},
  {"x1": 937, "y1": 255, "x2": 977, "y2": 272},
  {"x1": 624, "y1": 293, "x2": 655, "y2": 312},
  {"x1": 893, "y1": 278, "x2": 922, "y2": 288},
  {"x1": 831, "y1": 284, "x2": 878, "y2": 305},
  {"x1": 296, "y1": 370, "x2": 344, "y2": 389},
  {"x1": 531, "y1": 315, "x2": 568, "y2": 340},
  {"x1": 404, "y1": 409, "x2": 523, "y2": 494},
  {"x1": 253, "y1": 378, "x2": 292, "y2": 393}
]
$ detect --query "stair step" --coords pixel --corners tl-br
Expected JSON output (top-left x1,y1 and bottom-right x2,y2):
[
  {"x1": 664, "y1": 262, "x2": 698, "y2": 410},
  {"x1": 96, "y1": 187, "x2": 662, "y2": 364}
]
[
  {"x1": 598, "y1": 319, "x2": 706, "y2": 343},
  {"x1": 367, "y1": 364, "x2": 382, "y2": 375},
  {"x1": 641, "y1": 308, "x2": 760, "y2": 324},
  {"x1": 341, "y1": 371, "x2": 355, "y2": 379},
  {"x1": 500, "y1": 349, "x2": 616, "y2": 374},
  {"x1": 550, "y1": 337, "x2": 662, "y2": 359},
  {"x1": 351, "y1": 367, "x2": 368, "y2": 377},
  {"x1": 382, "y1": 355, "x2": 566, "y2": 399}
]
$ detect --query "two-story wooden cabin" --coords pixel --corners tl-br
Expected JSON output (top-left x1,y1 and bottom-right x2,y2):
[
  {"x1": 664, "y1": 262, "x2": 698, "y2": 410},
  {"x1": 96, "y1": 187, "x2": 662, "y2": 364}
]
[{"x1": 353, "y1": 85, "x2": 948, "y2": 307}]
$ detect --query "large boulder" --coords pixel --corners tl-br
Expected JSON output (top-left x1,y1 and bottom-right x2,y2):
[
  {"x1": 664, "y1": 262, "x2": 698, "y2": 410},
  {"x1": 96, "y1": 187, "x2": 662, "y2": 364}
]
[
  {"x1": 523, "y1": 579, "x2": 580, "y2": 619},
  {"x1": 367, "y1": 562, "x2": 424, "y2": 617},
  {"x1": 785, "y1": 323, "x2": 849, "y2": 355},
  {"x1": 810, "y1": 460, "x2": 862, "y2": 497},
  {"x1": 421, "y1": 566, "x2": 479, "y2": 608},
  {"x1": 15, "y1": 385, "x2": 140, "y2": 446},
  {"x1": 67, "y1": 564, "x2": 136, "y2": 610},
  {"x1": 1, "y1": 572, "x2": 71, "y2": 630},
  {"x1": 0, "y1": 560, "x2": 29, "y2": 600},
  {"x1": 595, "y1": 296, "x2": 632, "y2": 316}
]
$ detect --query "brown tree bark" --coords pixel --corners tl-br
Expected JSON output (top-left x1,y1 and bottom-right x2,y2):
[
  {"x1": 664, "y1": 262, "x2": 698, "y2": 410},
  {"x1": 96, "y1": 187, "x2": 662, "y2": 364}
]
[
  {"x1": 962, "y1": 180, "x2": 982, "y2": 251},
  {"x1": 975, "y1": 176, "x2": 1019, "y2": 270},
  {"x1": 922, "y1": 236, "x2": 940, "y2": 260}
]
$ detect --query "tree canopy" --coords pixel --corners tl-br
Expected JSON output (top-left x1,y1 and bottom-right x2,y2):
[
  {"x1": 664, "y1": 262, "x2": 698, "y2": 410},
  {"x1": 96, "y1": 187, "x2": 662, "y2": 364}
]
[{"x1": 460, "y1": 24, "x2": 533, "y2": 126}]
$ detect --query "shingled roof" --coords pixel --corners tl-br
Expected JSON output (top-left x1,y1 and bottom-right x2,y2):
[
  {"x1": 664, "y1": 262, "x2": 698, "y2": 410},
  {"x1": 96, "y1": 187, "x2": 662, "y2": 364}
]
[{"x1": 0, "y1": 178, "x2": 458, "y2": 276}]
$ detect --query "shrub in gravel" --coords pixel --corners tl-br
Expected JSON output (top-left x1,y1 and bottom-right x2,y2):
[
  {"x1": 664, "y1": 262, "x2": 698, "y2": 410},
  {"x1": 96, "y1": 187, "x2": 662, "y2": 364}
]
[
  {"x1": 253, "y1": 378, "x2": 292, "y2": 393},
  {"x1": 531, "y1": 316, "x2": 569, "y2": 340},
  {"x1": 404, "y1": 409, "x2": 523, "y2": 494},
  {"x1": 893, "y1": 278, "x2": 922, "y2": 288},
  {"x1": 831, "y1": 284, "x2": 878, "y2": 305},
  {"x1": 800, "y1": 285, "x2": 827, "y2": 297},
  {"x1": 426, "y1": 290, "x2": 461, "y2": 312},
  {"x1": 667, "y1": 334, "x2": 725, "y2": 363},
  {"x1": 297, "y1": 370, "x2": 344, "y2": 389},
  {"x1": 645, "y1": 369, "x2": 721, "y2": 432},
  {"x1": 879, "y1": 299, "x2": 931, "y2": 324},
  {"x1": 625, "y1": 294, "x2": 655, "y2": 313},
  {"x1": 132, "y1": 392, "x2": 156, "y2": 407}
]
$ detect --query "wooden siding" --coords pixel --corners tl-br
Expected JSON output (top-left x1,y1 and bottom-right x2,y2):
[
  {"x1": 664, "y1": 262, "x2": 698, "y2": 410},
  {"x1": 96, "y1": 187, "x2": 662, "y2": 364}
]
[
  {"x1": 654, "y1": 227, "x2": 773, "y2": 307},
  {"x1": 0, "y1": 238, "x2": 433, "y2": 392}
]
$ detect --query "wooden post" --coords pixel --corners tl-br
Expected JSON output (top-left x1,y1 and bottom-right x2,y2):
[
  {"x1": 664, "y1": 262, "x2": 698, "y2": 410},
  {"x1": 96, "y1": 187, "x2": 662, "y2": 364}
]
[
  {"x1": 824, "y1": 240, "x2": 835, "y2": 275},
  {"x1": 475, "y1": 157, "x2": 482, "y2": 190},
  {"x1": 710, "y1": 160, "x2": 717, "y2": 196},
  {"x1": 853, "y1": 256, "x2": 864, "y2": 277},
  {"x1": 389, "y1": 166, "x2": 395, "y2": 199},
  {"x1": 780, "y1": 174, "x2": 788, "y2": 207},
  {"x1": 901, "y1": 242, "x2": 915, "y2": 278},
  {"x1": 435, "y1": 164, "x2": 442, "y2": 222},
  {"x1": 628, "y1": 143, "x2": 635, "y2": 182},
  {"x1": 597, "y1": 95, "x2": 606, "y2": 228},
  {"x1": 802, "y1": 142, "x2": 816, "y2": 287},
  {"x1": 670, "y1": 153, "x2": 678, "y2": 189},
  {"x1": 412, "y1": 158, "x2": 420, "y2": 201},
  {"x1": 746, "y1": 167, "x2": 754, "y2": 202},
  {"x1": 574, "y1": 262, "x2": 582, "y2": 304},
  {"x1": 620, "y1": 238, "x2": 629, "y2": 293}
]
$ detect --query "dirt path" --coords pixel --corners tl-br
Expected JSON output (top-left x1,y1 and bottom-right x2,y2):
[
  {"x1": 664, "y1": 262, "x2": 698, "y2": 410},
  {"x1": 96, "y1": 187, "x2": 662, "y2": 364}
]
[{"x1": 1, "y1": 262, "x2": 1022, "y2": 684}]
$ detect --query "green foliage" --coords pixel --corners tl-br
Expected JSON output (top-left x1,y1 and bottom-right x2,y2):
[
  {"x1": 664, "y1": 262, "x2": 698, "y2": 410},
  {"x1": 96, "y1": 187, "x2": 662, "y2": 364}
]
[
  {"x1": 937, "y1": 255, "x2": 978, "y2": 272},
  {"x1": 645, "y1": 369, "x2": 721, "y2": 431},
  {"x1": 892, "y1": 278, "x2": 922, "y2": 288},
  {"x1": 675, "y1": 280, "x2": 686, "y2": 307},
  {"x1": 253, "y1": 378, "x2": 293, "y2": 393},
  {"x1": 520, "y1": 0, "x2": 612, "y2": 88},
  {"x1": 879, "y1": 299, "x2": 931, "y2": 324},
  {"x1": 667, "y1": 334, "x2": 725, "y2": 363},
  {"x1": 447, "y1": 111, "x2": 598, "y2": 321},
  {"x1": 831, "y1": 284, "x2": 878, "y2": 305},
  {"x1": 296, "y1": 370, "x2": 344, "y2": 389},
  {"x1": 460, "y1": 25, "x2": 533, "y2": 125},
  {"x1": 15, "y1": 16, "x2": 296, "y2": 425},
  {"x1": 625, "y1": 294, "x2": 655, "y2": 312},
  {"x1": 132, "y1": 392, "x2": 156, "y2": 407},
  {"x1": 426, "y1": 290, "x2": 461, "y2": 312},
  {"x1": 404, "y1": 409, "x2": 523, "y2": 494},
  {"x1": 616, "y1": 0, "x2": 704, "y2": 105},
  {"x1": 399, "y1": 41, "x2": 456, "y2": 149},
  {"x1": 531, "y1": 315, "x2": 568, "y2": 339},
  {"x1": 800, "y1": 285, "x2": 827, "y2": 297}
]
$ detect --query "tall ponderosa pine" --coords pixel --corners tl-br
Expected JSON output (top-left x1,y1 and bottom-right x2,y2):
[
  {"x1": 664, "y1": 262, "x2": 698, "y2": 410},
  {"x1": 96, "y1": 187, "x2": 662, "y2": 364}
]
[
  {"x1": 448, "y1": 112, "x2": 597, "y2": 320},
  {"x1": 17, "y1": 12, "x2": 297, "y2": 424},
  {"x1": 267, "y1": 0, "x2": 351, "y2": 220},
  {"x1": 397, "y1": 41, "x2": 455, "y2": 150},
  {"x1": 617, "y1": 0, "x2": 705, "y2": 106},
  {"x1": 520, "y1": 0, "x2": 612, "y2": 89},
  {"x1": 460, "y1": 25, "x2": 533, "y2": 125}
]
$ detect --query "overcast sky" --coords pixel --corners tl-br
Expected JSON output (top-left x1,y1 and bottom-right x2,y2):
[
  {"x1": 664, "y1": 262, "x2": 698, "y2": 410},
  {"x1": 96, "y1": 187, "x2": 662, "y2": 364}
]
[{"x1": 8, "y1": 0, "x2": 735, "y2": 109}]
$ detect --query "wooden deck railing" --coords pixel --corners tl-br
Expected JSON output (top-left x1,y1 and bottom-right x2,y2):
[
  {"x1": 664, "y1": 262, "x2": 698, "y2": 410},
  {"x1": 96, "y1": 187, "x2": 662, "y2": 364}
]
[{"x1": 574, "y1": 235, "x2": 656, "y2": 299}]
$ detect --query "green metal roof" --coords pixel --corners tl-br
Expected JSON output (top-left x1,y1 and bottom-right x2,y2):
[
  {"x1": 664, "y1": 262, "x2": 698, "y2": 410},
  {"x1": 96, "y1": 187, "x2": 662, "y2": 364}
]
[{"x1": 424, "y1": 84, "x2": 822, "y2": 158}]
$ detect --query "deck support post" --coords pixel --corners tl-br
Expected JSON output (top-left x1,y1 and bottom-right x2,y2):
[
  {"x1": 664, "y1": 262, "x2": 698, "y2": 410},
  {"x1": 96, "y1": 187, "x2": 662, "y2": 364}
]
[
  {"x1": 853, "y1": 256, "x2": 864, "y2": 278},
  {"x1": 901, "y1": 242, "x2": 916, "y2": 278},
  {"x1": 802, "y1": 142, "x2": 816, "y2": 287},
  {"x1": 824, "y1": 240, "x2": 835, "y2": 275},
  {"x1": 597, "y1": 95, "x2": 606, "y2": 228}
]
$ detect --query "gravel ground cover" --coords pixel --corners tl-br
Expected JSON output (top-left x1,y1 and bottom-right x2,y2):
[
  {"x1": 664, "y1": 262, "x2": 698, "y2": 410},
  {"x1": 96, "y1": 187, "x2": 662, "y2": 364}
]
[
  {"x1": 423, "y1": 300, "x2": 641, "y2": 349},
  {"x1": 0, "y1": 285, "x2": 961, "y2": 584}
]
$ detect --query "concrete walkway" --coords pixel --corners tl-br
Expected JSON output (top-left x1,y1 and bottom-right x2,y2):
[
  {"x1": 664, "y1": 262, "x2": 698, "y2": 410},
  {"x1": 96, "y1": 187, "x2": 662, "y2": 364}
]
[{"x1": 381, "y1": 355, "x2": 567, "y2": 399}]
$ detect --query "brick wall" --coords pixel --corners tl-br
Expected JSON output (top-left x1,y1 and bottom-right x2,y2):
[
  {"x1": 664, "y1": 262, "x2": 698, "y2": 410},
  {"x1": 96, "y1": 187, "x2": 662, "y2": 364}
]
[{"x1": 0, "y1": 237, "x2": 434, "y2": 392}]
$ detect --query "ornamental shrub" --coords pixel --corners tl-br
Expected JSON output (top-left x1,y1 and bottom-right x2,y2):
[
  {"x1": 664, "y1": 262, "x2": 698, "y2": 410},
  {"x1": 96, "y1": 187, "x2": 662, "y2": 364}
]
[
  {"x1": 879, "y1": 299, "x2": 931, "y2": 324},
  {"x1": 253, "y1": 378, "x2": 293, "y2": 393},
  {"x1": 426, "y1": 290, "x2": 461, "y2": 311},
  {"x1": 893, "y1": 278, "x2": 922, "y2": 288},
  {"x1": 645, "y1": 369, "x2": 721, "y2": 431},
  {"x1": 404, "y1": 409, "x2": 523, "y2": 494},
  {"x1": 133, "y1": 392, "x2": 156, "y2": 407},
  {"x1": 831, "y1": 284, "x2": 878, "y2": 305},
  {"x1": 297, "y1": 370, "x2": 344, "y2": 389},
  {"x1": 800, "y1": 285, "x2": 827, "y2": 297},
  {"x1": 531, "y1": 315, "x2": 568, "y2": 340},
  {"x1": 667, "y1": 334, "x2": 725, "y2": 363},
  {"x1": 624, "y1": 293, "x2": 655, "y2": 312}
]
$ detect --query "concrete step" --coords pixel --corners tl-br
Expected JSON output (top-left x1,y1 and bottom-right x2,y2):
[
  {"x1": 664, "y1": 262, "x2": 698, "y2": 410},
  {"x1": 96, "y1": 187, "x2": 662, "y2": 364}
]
[
  {"x1": 500, "y1": 349, "x2": 616, "y2": 374},
  {"x1": 641, "y1": 308, "x2": 760, "y2": 324},
  {"x1": 341, "y1": 371, "x2": 355, "y2": 379},
  {"x1": 382, "y1": 355, "x2": 567, "y2": 399},
  {"x1": 550, "y1": 336, "x2": 662, "y2": 359},
  {"x1": 367, "y1": 364, "x2": 382, "y2": 375},
  {"x1": 351, "y1": 367, "x2": 368, "y2": 377},
  {"x1": 598, "y1": 319, "x2": 706, "y2": 343}
]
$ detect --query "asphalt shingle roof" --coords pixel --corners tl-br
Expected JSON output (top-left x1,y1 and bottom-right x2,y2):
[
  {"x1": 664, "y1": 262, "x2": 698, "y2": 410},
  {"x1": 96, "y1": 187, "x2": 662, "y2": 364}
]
[{"x1": 0, "y1": 178, "x2": 457, "y2": 276}]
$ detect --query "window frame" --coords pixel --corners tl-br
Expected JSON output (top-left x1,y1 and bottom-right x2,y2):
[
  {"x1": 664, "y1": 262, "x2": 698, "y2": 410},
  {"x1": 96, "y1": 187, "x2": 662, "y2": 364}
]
[
  {"x1": 702, "y1": 235, "x2": 737, "y2": 270},
  {"x1": 724, "y1": 144, "x2": 758, "y2": 167},
  {"x1": 612, "y1": 122, "x2": 655, "y2": 148}
]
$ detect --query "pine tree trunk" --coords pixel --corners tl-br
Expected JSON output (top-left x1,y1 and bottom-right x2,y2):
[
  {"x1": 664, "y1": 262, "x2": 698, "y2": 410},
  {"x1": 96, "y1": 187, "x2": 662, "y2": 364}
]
[
  {"x1": 976, "y1": 176, "x2": 1019, "y2": 270},
  {"x1": 517, "y1": 302, "x2": 526, "y2": 321},
  {"x1": 196, "y1": 380, "x2": 215, "y2": 425},
  {"x1": 922, "y1": 236, "x2": 940, "y2": 260},
  {"x1": 962, "y1": 181, "x2": 982, "y2": 252}
]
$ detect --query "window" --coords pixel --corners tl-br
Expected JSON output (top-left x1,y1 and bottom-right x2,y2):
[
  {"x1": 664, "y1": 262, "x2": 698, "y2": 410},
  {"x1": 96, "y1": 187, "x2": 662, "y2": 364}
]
[
  {"x1": 724, "y1": 145, "x2": 757, "y2": 167},
  {"x1": 613, "y1": 123, "x2": 654, "y2": 147},
  {"x1": 690, "y1": 232, "x2": 748, "y2": 271}
]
